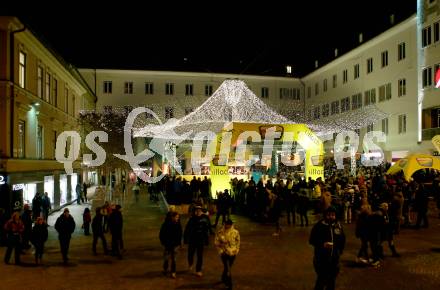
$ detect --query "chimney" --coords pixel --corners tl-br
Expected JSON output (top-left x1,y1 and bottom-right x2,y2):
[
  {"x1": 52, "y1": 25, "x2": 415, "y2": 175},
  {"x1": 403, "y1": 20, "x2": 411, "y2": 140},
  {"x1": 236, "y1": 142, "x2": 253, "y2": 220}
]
[
  {"x1": 315, "y1": 60, "x2": 319, "y2": 68},
  {"x1": 334, "y1": 48, "x2": 338, "y2": 57},
  {"x1": 359, "y1": 33, "x2": 363, "y2": 43},
  {"x1": 390, "y1": 14, "x2": 395, "y2": 25}
]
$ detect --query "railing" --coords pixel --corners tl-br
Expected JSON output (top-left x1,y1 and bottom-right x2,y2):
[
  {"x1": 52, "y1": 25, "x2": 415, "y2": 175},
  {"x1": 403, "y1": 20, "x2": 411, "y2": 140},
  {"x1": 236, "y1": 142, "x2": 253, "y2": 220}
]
[{"x1": 422, "y1": 127, "x2": 440, "y2": 140}]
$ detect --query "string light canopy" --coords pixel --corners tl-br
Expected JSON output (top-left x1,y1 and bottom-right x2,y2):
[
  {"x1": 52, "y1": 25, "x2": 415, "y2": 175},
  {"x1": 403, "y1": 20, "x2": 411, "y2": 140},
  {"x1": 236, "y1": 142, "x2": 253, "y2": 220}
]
[
  {"x1": 81, "y1": 79, "x2": 388, "y2": 139},
  {"x1": 135, "y1": 79, "x2": 296, "y2": 138},
  {"x1": 307, "y1": 105, "x2": 389, "y2": 136}
]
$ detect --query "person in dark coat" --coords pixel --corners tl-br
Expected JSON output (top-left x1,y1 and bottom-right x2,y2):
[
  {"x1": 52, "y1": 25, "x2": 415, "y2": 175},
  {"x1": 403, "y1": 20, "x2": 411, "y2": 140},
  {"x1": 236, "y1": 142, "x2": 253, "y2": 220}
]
[
  {"x1": 377, "y1": 203, "x2": 400, "y2": 258},
  {"x1": 414, "y1": 183, "x2": 429, "y2": 229},
  {"x1": 82, "y1": 208, "x2": 91, "y2": 236},
  {"x1": 309, "y1": 206, "x2": 345, "y2": 290},
  {"x1": 108, "y1": 205, "x2": 123, "y2": 259},
  {"x1": 41, "y1": 192, "x2": 51, "y2": 223},
  {"x1": 31, "y1": 216, "x2": 48, "y2": 265},
  {"x1": 32, "y1": 192, "x2": 42, "y2": 221},
  {"x1": 92, "y1": 207, "x2": 108, "y2": 255},
  {"x1": 355, "y1": 204, "x2": 372, "y2": 263},
  {"x1": 159, "y1": 211, "x2": 182, "y2": 278},
  {"x1": 21, "y1": 204, "x2": 33, "y2": 250},
  {"x1": 55, "y1": 208, "x2": 76, "y2": 264},
  {"x1": 3, "y1": 212, "x2": 24, "y2": 265},
  {"x1": 83, "y1": 182, "x2": 88, "y2": 203},
  {"x1": 184, "y1": 205, "x2": 211, "y2": 276},
  {"x1": 297, "y1": 191, "x2": 310, "y2": 227}
]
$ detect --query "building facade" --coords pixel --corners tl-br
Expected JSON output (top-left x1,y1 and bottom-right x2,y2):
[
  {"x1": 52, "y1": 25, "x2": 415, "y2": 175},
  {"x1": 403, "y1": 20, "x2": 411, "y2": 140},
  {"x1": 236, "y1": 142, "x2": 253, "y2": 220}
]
[
  {"x1": 78, "y1": 69, "x2": 304, "y2": 121},
  {"x1": 79, "y1": 2, "x2": 440, "y2": 164},
  {"x1": 0, "y1": 17, "x2": 96, "y2": 215}
]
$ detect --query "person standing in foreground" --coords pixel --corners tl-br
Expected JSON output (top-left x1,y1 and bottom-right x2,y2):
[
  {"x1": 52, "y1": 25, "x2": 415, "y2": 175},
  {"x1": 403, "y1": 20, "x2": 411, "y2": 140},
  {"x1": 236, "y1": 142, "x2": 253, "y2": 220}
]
[
  {"x1": 309, "y1": 206, "x2": 345, "y2": 290},
  {"x1": 55, "y1": 208, "x2": 76, "y2": 264},
  {"x1": 184, "y1": 205, "x2": 211, "y2": 277},
  {"x1": 108, "y1": 205, "x2": 123, "y2": 259},
  {"x1": 92, "y1": 207, "x2": 108, "y2": 255},
  {"x1": 3, "y1": 212, "x2": 24, "y2": 265},
  {"x1": 31, "y1": 216, "x2": 48, "y2": 265},
  {"x1": 159, "y1": 211, "x2": 182, "y2": 278},
  {"x1": 214, "y1": 219, "x2": 240, "y2": 290}
]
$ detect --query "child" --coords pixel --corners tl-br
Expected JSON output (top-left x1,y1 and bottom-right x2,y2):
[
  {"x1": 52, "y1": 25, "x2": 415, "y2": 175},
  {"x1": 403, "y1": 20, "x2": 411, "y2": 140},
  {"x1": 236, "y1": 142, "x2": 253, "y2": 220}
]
[{"x1": 83, "y1": 208, "x2": 91, "y2": 236}]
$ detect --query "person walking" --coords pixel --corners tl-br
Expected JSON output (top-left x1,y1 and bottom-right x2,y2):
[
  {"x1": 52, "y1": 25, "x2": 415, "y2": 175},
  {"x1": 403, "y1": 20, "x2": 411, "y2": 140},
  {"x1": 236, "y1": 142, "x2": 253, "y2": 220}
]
[
  {"x1": 108, "y1": 205, "x2": 123, "y2": 259},
  {"x1": 32, "y1": 192, "x2": 42, "y2": 221},
  {"x1": 92, "y1": 207, "x2": 108, "y2": 255},
  {"x1": 83, "y1": 208, "x2": 92, "y2": 236},
  {"x1": 184, "y1": 205, "x2": 211, "y2": 277},
  {"x1": 55, "y1": 208, "x2": 76, "y2": 264},
  {"x1": 309, "y1": 206, "x2": 345, "y2": 290},
  {"x1": 132, "y1": 183, "x2": 140, "y2": 203},
  {"x1": 215, "y1": 219, "x2": 240, "y2": 290},
  {"x1": 21, "y1": 204, "x2": 33, "y2": 250},
  {"x1": 3, "y1": 212, "x2": 24, "y2": 265},
  {"x1": 83, "y1": 182, "x2": 88, "y2": 203},
  {"x1": 31, "y1": 217, "x2": 48, "y2": 265},
  {"x1": 76, "y1": 183, "x2": 82, "y2": 204},
  {"x1": 41, "y1": 192, "x2": 52, "y2": 223},
  {"x1": 159, "y1": 211, "x2": 182, "y2": 278}
]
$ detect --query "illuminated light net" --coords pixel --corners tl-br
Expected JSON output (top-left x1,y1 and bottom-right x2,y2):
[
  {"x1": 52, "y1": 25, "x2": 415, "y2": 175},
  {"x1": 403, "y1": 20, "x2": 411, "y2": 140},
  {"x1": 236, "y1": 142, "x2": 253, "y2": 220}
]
[
  {"x1": 81, "y1": 79, "x2": 388, "y2": 139},
  {"x1": 135, "y1": 79, "x2": 294, "y2": 138},
  {"x1": 307, "y1": 105, "x2": 389, "y2": 136}
]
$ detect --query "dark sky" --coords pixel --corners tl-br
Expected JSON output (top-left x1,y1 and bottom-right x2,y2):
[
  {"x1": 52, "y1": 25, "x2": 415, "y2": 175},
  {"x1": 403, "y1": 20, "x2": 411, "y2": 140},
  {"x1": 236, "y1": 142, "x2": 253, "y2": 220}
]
[{"x1": 20, "y1": 1, "x2": 416, "y2": 77}]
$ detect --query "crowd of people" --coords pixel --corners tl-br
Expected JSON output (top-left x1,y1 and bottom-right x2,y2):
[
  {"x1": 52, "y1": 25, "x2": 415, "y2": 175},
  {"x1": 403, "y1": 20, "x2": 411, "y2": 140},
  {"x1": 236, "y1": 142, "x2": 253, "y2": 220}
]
[
  {"x1": 2, "y1": 159, "x2": 440, "y2": 289},
  {"x1": 1, "y1": 191, "x2": 126, "y2": 266},
  {"x1": 159, "y1": 204, "x2": 240, "y2": 290}
]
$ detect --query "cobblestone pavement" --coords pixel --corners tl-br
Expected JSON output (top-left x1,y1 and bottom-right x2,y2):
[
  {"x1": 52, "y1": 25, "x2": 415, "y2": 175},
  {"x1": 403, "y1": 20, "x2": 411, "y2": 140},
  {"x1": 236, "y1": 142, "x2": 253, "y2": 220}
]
[{"x1": 1, "y1": 188, "x2": 440, "y2": 290}]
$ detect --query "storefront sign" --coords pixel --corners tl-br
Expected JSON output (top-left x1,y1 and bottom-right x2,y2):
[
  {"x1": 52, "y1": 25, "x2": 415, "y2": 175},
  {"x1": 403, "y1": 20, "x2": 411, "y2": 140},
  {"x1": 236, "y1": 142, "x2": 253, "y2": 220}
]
[
  {"x1": 12, "y1": 184, "x2": 25, "y2": 191},
  {"x1": 0, "y1": 175, "x2": 5, "y2": 185}
]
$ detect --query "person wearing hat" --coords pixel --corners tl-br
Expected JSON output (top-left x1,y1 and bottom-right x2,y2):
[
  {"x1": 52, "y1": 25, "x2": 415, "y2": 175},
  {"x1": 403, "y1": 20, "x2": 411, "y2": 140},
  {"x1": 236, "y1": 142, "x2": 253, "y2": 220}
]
[
  {"x1": 215, "y1": 219, "x2": 240, "y2": 290},
  {"x1": 55, "y1": 208, "x2": 76, "y2": 264},
  {"x1": 309, "y1": 206, "x2": 345, "y2": 290},
  {"x1": 184, "y1": 205, "x2": 211, "y2": 277}
]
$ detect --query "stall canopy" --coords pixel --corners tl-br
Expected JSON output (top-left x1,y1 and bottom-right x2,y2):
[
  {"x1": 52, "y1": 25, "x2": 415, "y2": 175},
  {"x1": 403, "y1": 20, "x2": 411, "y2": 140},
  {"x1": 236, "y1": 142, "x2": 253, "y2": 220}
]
[{"x1": 386, "y1": 153, "x2": 440, "y2": 181}]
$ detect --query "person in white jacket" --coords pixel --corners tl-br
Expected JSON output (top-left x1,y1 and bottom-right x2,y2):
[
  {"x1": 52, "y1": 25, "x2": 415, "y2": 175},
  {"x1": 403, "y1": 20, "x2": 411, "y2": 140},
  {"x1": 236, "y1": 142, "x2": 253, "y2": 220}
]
[{"x1": 215, "y1": 219, "x2": 240, "y2": 290}]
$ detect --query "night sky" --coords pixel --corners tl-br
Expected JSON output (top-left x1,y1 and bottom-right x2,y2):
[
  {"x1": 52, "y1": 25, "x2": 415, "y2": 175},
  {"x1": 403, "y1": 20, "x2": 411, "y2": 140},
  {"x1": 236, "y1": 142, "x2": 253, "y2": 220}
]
[{"x1": 20, "y1": 1, "x2": 416, "y2": 77}]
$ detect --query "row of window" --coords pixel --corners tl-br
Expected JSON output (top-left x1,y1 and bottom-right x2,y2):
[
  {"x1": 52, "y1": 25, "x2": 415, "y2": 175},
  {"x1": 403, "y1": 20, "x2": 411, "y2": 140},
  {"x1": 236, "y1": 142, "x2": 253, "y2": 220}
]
[
  {"x1": 17, "y1": 120, "x2": 57, "y2": 159},
  {"x1": 307, "y1": 42, "x2": 406, "y2": 98},
  {"x1": 103, "y1": 81, "x2": 214, "y2": 97},
  {"x1": 103, "y1": 80, "x2": 301, "y2": 101},
  {"x1": 422, "y1": 20, "x2": 440, "y2": 48},
  {"x1": 19, "y1": 51, "x2": 75, "y2": 116},
  {"x1": 102, "y1": 105, "x2": 194, "y2": 119},
  {"x1": 311, "y1": 80, "x2": 406, "y2": 120}
]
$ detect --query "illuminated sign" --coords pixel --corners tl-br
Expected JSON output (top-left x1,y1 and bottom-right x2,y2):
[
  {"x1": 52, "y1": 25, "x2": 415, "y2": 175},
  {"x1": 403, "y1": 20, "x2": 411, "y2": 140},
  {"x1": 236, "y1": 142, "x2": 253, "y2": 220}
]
[
  {"x1": 12, "y1": 184, "x2": 25, "y2": 191},
  {"x1": 436, "y1": 68, "x2": 440, "y2": 88},
  {"x1": 0, "y1": 175, "x2": 5, "y2": 185}
]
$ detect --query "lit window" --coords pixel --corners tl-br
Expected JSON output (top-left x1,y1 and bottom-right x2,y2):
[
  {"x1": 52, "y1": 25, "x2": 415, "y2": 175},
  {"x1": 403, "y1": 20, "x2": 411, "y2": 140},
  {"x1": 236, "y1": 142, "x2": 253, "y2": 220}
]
[{"x1": 19, "y1": 51, "x2": 26, "y2": 88}]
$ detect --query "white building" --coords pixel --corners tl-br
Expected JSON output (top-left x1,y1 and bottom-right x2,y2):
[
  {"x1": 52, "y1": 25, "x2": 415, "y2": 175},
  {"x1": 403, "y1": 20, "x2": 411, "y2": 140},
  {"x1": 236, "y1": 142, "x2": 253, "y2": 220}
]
[
  {"x1": 78, "y1": 69, "x2": 304, "y2": 121},
  {"x1": 79, "y1": 1, "x2": 440, "y2": 161}
]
